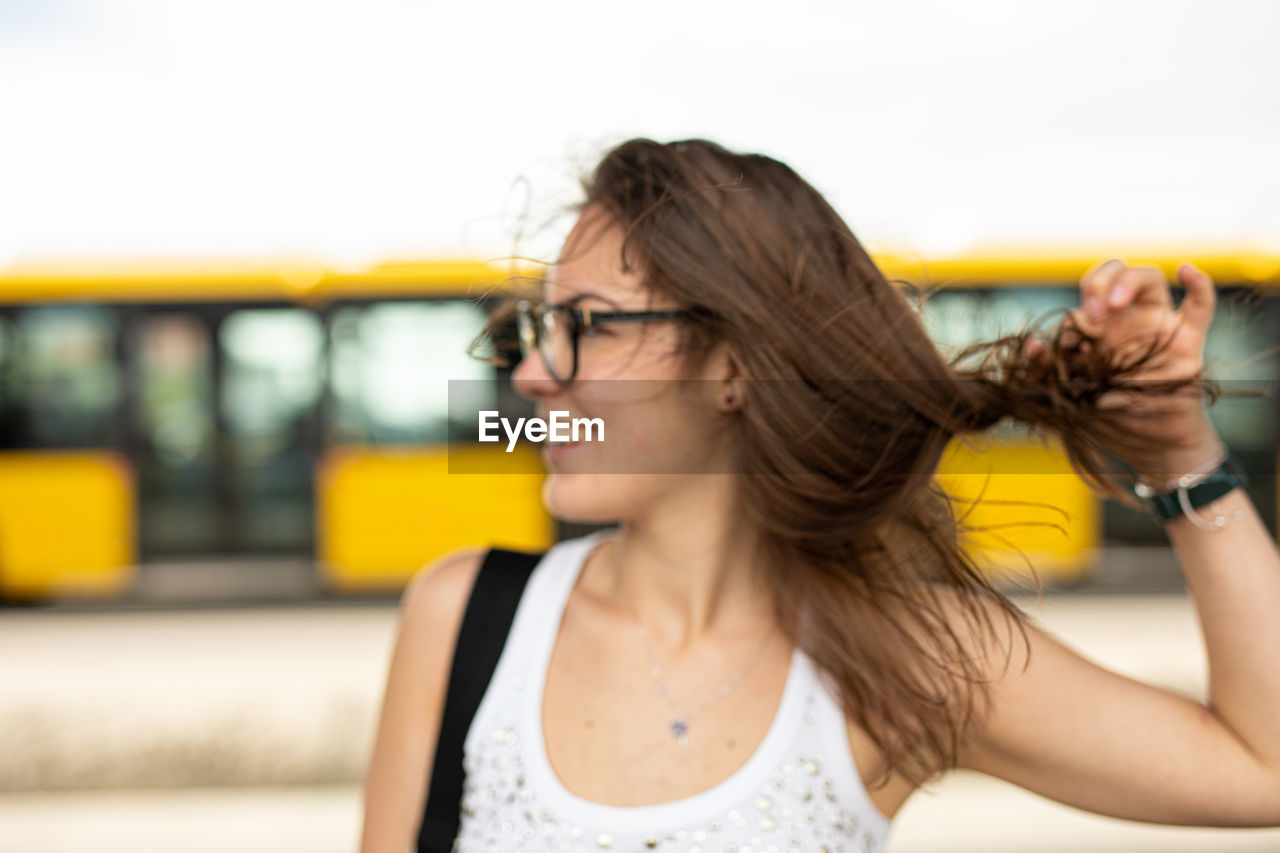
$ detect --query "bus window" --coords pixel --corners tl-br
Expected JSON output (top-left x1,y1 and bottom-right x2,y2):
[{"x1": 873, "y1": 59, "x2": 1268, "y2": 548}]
[
  {"x1": 329, "y1": 300, "x2": 495, "y2": 445},
  {"x1": 919, "y1": 286, "x2": 1077, "y2": 359},
  {"x1": 917, "y1": 287, "x2": 988, "y2": 359},
  {"x1": 1201, "y1": 292, "x2": 1276, "y2": 451},
  {"x1": 919, "y1": 286, "x2": 1078, "y2": 441},
  {"x1": 9, "y1": 305, "x2": 121, "y2": 449},
  {"x1": 0, "y1": 314, "x2": 13, "y2": 446}
]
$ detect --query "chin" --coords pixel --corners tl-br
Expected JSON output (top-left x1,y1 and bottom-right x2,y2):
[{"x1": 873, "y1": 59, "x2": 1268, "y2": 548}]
[{"x1": 542, "y1": 472, "x2": 643, "y2": 524}]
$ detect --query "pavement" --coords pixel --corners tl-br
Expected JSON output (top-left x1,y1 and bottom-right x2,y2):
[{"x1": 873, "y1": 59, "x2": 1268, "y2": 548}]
[{"x1": 3, "y1": 565, "x2": 1280, "y2": 851}]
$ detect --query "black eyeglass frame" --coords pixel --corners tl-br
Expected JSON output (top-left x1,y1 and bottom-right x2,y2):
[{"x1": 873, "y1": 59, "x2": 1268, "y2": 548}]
[{"x1": 515, "y1": 299, "x2": 705, "y2": 384}]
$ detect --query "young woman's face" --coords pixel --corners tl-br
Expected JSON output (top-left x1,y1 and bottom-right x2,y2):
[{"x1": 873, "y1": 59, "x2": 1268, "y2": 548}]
[{"x1": 511, "y1": 205, "x2": 734, "y2": 523}]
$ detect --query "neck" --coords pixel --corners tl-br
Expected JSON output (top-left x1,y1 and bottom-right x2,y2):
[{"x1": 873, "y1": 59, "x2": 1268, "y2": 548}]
[{"x1": 584, "y1": 475, "x2": 775, "y2": 653}]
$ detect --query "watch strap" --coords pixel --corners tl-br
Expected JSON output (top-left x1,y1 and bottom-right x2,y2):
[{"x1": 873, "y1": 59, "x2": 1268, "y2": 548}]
[{"x1": 1136, "y1": 453, "x2": 1248, "y2": 522}]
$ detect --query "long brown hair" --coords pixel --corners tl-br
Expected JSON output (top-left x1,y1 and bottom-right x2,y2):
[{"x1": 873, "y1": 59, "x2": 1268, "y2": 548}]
[{"x1": 484, "y1": 137, "x2": 1232, "y2": 790}]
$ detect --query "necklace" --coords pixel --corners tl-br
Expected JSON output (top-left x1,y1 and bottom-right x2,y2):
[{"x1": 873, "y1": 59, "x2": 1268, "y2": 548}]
[{"x1": 634, "y1": 622, "x2": 774, "y2": 749}]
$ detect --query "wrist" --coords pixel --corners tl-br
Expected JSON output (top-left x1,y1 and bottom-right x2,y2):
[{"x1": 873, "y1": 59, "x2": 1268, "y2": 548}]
[
  {"x1": 1135, "y1": 433, "x2": 1225, "y2": 487},
  {"x1": 1132, "y1": 446, "x2": 1248, "y2": 530}
]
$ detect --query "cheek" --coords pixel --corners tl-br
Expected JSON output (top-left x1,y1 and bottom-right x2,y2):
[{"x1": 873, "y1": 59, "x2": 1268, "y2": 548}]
[
  {"x1": 539, "y1": 412, "x2": 733, "y2": 521},
  {"x1": 604, "y1": 404, "x2": 684, "y2": 457},
  {"x1": 604, "y1": 401, "x2": 725, "y2": 475},
  {"x1": 565, "y1": 383, "x2": 728, "y2": 476},
  {"x1": 566, "y1": 390, "x2": 669, "y2": 460}
]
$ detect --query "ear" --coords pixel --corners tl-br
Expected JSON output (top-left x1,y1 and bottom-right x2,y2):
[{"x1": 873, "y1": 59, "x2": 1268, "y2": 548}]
[{"x1": 701, "y1": 341, "x2": 745, "y2": 413}]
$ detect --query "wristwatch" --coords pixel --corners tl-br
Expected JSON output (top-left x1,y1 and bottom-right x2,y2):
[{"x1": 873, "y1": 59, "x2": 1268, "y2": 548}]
[{"x1": 1132, "y1": 452, "x2": 1249, "y2": 523}]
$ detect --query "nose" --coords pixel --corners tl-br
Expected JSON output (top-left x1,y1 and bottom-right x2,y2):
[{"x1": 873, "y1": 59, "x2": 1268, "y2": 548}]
[{"x1": 511, "y1": 348, "x2": 563, "y2": 402}]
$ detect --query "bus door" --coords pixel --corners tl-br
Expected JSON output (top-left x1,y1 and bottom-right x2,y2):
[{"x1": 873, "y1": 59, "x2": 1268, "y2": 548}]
[
  {"x1": 131, "y1": 309, "x2": 218, "y2": 557},
  {"x1": 129, "y1": 305, "x2": 324, "y2": 559}
]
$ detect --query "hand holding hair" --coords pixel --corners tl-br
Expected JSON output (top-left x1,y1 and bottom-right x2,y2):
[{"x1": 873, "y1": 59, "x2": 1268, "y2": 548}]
[{"x1": 1063, "y1": 259, "x2": 1224, "y2": 482}]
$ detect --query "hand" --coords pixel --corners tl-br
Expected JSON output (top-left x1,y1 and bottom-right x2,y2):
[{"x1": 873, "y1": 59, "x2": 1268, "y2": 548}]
[{"x1": 1029, "y1": 259, "x2": 1223, "y2": 482}]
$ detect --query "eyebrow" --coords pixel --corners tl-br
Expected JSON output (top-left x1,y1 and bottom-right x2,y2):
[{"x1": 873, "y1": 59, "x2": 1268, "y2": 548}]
[{"x1": 560, "y1": 290, "x2": 622, "y2": 310}]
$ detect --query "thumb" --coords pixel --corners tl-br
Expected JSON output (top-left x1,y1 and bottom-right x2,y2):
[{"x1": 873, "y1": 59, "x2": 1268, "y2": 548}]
[
  {"x1": 1025, "y1": 337, "x2": 1051, "y2": 367},
  {"x1": 1177, "y1": 263, "x2": 1216, "y2": 330}
]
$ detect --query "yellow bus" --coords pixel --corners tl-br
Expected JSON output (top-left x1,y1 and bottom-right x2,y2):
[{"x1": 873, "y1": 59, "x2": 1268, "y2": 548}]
[
  {"x1": 0, "y1": 259, "x2": 552, "y2": 600},
  {"x1": 0, "y1": 250, "x2": 1275, "y2": 601}
]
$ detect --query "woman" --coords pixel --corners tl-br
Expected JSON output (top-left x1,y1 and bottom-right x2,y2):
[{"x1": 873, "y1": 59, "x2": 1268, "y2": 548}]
[{"x1": 360, "y1": 138, "x2": 1280, "y2": 852}]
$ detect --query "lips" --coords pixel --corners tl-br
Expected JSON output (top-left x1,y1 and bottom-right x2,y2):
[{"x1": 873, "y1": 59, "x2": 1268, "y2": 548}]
[{"x1": 543, "y1": 442, "x2": 580, "y2": 467}]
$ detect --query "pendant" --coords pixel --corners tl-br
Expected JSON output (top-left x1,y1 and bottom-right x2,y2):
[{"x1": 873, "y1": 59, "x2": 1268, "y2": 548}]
[{"x1": 670, "y1": 718, "x2": 689, "y2": 749}]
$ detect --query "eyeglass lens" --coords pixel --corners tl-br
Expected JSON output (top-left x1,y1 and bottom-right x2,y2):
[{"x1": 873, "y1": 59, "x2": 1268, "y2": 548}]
[{"x1": 518, "y1": 304, "x2": 575, "y2": 382}]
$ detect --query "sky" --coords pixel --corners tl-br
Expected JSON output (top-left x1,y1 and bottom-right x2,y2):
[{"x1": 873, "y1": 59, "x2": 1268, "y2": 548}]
[{"x1": 0, "y1": 0, "x2": 1277, "y2": 269}]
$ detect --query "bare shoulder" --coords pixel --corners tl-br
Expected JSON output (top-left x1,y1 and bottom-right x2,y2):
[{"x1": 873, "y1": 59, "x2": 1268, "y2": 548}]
[
  {"x1": 401, "y1": 547, "x2": 488, "y2": 632},
  {"x1": 358, "y1": 547, "x2": 487, "y2": 853},
  {"x1": 388, "y1": 547, "x2": 490, "y2": 707}
]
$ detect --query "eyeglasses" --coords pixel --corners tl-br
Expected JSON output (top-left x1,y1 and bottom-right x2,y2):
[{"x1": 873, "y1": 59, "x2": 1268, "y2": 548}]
[{"x1": 515, "y1": 299, "x2": 704, "y2": 384}]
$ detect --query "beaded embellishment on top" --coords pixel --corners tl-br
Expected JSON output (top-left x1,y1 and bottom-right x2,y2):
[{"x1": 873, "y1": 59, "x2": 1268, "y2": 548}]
[{"x1": 458, "y1": 689, "x2": 885, "y2": 852}]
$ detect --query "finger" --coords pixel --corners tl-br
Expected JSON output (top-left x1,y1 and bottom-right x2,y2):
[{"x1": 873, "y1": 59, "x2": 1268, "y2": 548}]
[
  {"x1": 1068, "y1": 306, "x2": 1102, "y2": 341},
  {"x1": 1025, "y1": 338, "x2": 1050, "y2": 367},
  {"x1": 1108, "y1": 266, "x2": 1173, "y2": 311},
  {"x1": 1176, "y1": 263, "x2": 1217, "y2": 330},
  {"x1": 1081, "y1": 258, "x2": 1126, "y2": 324},
  {"x1": 1096, "y1": 387, "x2": 1133, "y2": 412}
]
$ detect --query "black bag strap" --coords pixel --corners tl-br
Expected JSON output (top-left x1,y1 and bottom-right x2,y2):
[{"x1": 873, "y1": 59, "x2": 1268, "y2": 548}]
[{"x1": 417, "y1": 546, "x2": 545, "y2": 853}]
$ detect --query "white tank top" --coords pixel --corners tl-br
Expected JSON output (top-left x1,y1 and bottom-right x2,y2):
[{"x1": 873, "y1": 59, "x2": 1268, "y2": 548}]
[{"x1": 456, "y1": 528, "x2": 894, "y2": 852}]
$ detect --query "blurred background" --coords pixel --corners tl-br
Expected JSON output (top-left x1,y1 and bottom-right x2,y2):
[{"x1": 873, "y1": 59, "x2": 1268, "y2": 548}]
[{"x1": 2, "y1": 0, "x2": 1280, "y2": 850}]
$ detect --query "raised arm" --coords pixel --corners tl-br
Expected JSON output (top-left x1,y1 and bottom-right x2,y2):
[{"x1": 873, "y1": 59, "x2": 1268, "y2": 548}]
[
  {"x1": 957, "y1": 490, "x2": 1280, "y2": 825},
  {"x1": 957, "y1": 261, "x2": 1280, "y2": 826}
]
